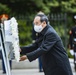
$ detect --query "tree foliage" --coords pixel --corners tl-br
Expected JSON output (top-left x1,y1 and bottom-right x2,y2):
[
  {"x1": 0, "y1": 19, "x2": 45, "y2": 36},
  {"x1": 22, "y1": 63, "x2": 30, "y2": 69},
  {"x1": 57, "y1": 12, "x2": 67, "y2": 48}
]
[
  {"x1": 0, "y1": 0, "x2": 76, "y2": 16},
  {"x1": 0, "y1": 0, "x2": 76, "y2": 45},
  {"x1": 0, "y1": 0, "x2": 76, "y2": 14},
  {"x1": 0, "y1": 3, "x2": 11, "y2": 14}
]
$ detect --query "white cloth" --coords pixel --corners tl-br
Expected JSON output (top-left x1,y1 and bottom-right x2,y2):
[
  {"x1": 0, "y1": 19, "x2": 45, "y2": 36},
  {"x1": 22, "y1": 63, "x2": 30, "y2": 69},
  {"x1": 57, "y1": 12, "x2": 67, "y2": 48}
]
[
  {"x1": 5, "y1": 42, "x2": 14, "y2": 60},
  {"x1": 4, "y1": 20, "x2": 13, "y2": 42},
  {"x1": 74, "y1": 52, "x2": 76, "y2": 58},
  {"x1": 70, "y1": 49, "x2": 74, "y2": 55}
]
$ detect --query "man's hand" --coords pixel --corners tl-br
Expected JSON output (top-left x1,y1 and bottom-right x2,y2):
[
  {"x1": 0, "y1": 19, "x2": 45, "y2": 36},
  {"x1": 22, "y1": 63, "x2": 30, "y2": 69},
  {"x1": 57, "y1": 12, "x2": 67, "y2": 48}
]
[{"x1": 20, "y1": 55, "x2": 27, "y2": 61}]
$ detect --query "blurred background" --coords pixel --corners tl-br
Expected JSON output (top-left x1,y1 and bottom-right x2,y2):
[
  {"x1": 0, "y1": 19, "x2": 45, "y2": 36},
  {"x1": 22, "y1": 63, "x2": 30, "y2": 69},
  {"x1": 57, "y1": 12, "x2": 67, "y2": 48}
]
[
  {"x1": 0, "y1": 0, "x2": 76, "y2": 48},
  {"x1": 0, "y1": 0, "x2": 76, "y2": 74}
]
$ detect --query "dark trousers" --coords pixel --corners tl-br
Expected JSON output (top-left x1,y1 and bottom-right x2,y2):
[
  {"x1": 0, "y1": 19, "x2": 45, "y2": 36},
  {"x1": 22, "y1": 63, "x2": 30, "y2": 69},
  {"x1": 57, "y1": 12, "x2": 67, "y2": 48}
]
[
  {"x1": 1, "y1": 51, "x2": 12, "y2": 73},
  {"x1": 74, "y1": 44, "x2": 76, "y2": 62},
  {"x1": 38, "y1": 57, "x2": 43, "y2": 71},
  {"x1": 2, "y1": 58, "x2": 12, "y2": 73}
]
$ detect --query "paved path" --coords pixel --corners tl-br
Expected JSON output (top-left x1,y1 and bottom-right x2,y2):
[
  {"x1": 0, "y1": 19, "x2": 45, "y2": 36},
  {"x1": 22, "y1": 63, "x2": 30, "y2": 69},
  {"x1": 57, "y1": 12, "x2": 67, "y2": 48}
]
[
  {"x1": 0, "y1": 69, "x2": 44, "y2": 75},
  {"x1": 0, "y1": 58, "x2": 76, "y2": 75},
  {"x1": 0, "y1": 69, "x2": 76, "y2": 75}
]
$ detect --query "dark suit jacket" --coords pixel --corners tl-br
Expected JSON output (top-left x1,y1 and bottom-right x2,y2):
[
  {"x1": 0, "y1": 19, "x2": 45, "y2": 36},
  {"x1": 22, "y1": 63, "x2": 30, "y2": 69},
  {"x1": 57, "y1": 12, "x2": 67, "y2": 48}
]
[{"x1": 21, "y1": 25, "x2": 73, "y2": 75}]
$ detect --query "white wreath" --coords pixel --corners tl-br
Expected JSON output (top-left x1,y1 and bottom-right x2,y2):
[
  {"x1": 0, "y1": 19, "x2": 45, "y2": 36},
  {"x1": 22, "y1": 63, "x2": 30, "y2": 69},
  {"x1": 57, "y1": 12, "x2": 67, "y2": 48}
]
[{"x1": 4, "y1": 17, "x2": 20, "y2": 62}]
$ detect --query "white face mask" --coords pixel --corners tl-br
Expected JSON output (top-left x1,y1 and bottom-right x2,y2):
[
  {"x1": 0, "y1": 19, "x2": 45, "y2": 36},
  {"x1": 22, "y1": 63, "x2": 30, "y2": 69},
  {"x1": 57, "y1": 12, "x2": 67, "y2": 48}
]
[{"x1": 34, "y1": 25, "x2": 43, "y2": 33}]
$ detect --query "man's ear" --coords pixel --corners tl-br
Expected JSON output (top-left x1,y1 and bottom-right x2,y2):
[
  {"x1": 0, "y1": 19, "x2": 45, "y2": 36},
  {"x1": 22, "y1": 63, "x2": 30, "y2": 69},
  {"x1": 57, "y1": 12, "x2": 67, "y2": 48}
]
[
  {"x1": 42, "y1": 21, "x2": 46, "y2": 27},
  {"x1": 42, "y1": 21, "x2": 45, "y2": 24}
]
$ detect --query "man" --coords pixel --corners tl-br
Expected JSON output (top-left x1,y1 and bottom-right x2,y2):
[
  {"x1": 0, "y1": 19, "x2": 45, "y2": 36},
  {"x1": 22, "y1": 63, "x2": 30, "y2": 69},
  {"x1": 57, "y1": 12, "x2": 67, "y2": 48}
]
[
  {"x1": 32, "y1": 11, "x2": 44, "y2": 72},
  {"x1": 69, "y1": 15, "x2": 76, "y2": 71},
  {"x1": 20, "y1": 14, "x2": 73, "y2": 75},
  {"x1": 0, "y1": 14, "x2": 12, "y2": 74}
]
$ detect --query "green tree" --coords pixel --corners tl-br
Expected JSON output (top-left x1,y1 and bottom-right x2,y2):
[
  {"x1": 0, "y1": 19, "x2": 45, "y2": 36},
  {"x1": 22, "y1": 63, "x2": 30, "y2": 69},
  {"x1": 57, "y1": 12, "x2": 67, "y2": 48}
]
[
  {"x1": 0, "y1": 0, "x2": 76, "y2": 46},
  {"x1": 0, "y1": 3, "x2": 11, "y2": 14}
]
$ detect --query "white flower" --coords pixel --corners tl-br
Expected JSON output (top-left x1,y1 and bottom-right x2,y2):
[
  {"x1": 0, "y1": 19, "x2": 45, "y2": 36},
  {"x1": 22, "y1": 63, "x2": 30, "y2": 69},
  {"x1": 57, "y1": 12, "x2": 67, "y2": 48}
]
[{"x1": 10, "y1": 17, "x2": 20, "y2": 62}]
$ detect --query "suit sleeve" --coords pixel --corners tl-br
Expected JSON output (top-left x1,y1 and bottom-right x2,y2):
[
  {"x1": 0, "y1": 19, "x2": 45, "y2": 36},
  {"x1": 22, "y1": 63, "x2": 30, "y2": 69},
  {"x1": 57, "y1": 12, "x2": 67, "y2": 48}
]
[
  {"x1": 26, "y1": 32, "x2": 57, "y2": 62},
  {"x1": 20, "y1": 42, "x2": 38, "y2": 55}
]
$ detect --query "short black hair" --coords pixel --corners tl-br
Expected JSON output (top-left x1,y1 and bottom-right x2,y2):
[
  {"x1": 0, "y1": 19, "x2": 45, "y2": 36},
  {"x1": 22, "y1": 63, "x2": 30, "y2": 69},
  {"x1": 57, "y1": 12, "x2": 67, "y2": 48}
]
[{"x1": 35, "y1": 14, "x2": 48, "y2": 24}]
